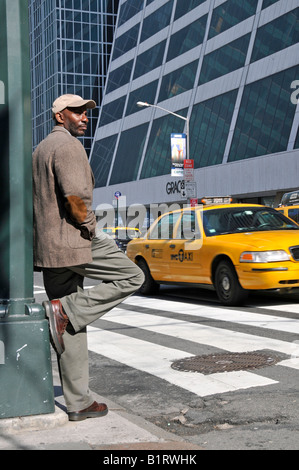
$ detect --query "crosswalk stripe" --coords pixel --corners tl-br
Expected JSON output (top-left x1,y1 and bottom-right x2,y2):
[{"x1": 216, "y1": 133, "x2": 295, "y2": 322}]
[
  {"x1": 262, "y1": 303, "x2": 299, "y2": 314},
  {"x1": 99, "y1": 307, "x2": 299, "y2": 358},
  {"x1": 87, "y1": 326, "x2": 277, "y2": 397},
  {"x1": 123, "y1": 297, "x2": 299, "y2": 335},
  {"x1": 34, "y1": 288, "x2": 46, "y2": 294},
  {"x1": 279, "y1": 358, "x2": 299, "y2": 370}
]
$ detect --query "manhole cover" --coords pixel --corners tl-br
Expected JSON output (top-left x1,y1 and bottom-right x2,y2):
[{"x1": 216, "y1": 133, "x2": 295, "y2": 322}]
[{"x1": 171, "y1": 351, "x2": 280, "y2": 374}]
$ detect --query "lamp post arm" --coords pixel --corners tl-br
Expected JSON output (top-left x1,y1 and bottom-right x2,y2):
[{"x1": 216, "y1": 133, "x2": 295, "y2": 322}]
[
  {"x1": 136, "y1": 101, "x2": 190, "y2": 158},
  {"x1": 154, "y1": 105, "x2": 188, "y2": 123},
  {"x1": 140, "y1": 102, "x2": 188, "y2": 123}
]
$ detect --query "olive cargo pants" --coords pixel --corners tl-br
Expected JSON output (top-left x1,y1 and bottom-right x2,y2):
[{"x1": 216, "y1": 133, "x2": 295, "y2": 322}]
[{"x1": 43, "y1": 231, "x2": 144, "y2": 412}]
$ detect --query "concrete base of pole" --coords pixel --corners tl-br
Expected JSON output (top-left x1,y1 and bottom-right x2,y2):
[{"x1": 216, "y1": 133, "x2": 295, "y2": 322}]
[{"x1": 0, "y1": 316, "x2": 55, "y2": 419}]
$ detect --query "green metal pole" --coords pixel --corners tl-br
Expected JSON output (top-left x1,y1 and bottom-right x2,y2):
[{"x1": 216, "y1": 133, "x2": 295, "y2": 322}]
[{"x1": 0, "y1": 0, "x2": 54, "y2": 418}]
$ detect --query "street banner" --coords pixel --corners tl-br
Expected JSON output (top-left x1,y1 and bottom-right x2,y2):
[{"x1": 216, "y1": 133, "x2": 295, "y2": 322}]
[{"x1": 171, "y1": 133, "x2": 186, "y2": 177}]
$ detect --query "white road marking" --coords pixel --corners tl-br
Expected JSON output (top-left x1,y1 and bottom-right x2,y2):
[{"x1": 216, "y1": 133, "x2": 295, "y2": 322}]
[
  {"x1": 99, "y1": 307, "x2": 299, "y2": 357},
  {"x1": 123, "y1": 297, "x2": 299, "y2": 335},
  {"x1": 87, "y1": 326, "x2": 277, "y2": 397}
]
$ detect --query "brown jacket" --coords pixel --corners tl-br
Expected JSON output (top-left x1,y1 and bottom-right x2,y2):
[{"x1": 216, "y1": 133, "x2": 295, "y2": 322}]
[{"x1": 32, "y1": 126, "x2": 96, "y2": 267}]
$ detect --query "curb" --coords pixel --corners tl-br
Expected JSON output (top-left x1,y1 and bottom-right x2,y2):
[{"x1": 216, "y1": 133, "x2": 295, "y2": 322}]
[{"x1": 0, "y1": 406, "x2": 68, "y2": 435}]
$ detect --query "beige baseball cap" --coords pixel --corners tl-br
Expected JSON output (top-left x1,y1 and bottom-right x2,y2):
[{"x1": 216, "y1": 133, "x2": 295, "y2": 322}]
[{"x1": 52, "y1": 94, "x2": 96, "y2": 114}]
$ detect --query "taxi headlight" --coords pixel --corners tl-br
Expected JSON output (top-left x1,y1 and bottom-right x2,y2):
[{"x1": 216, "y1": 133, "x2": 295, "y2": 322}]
[{"x1": 240, "y1": 250, "x2": 290, "y2": 263}]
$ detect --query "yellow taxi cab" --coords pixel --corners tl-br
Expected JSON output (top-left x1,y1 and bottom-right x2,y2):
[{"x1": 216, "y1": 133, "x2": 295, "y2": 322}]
[
  {"x1": 102, "y1": 226, "x2": 141, "y2": 251},
  {"x1": 126, "y1": 199, "x2": 299, "y2": 306},
  {"x1": 276, "y1": 190, "x2": 299, "y2": 224}
]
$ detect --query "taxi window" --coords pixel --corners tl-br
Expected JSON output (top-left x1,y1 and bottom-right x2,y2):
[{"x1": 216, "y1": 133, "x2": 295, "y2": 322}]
[
  {"x1": 175, "y1": 211, "x2": 200, "y2": 239},
  {"x1": 288, "y1": 208, "x2": 299, "y2": 224},
  {"x1": 149, "y1": 212, "x2": 181, "y2": 239},
  {"x1": 203, "y1": 207, "x2": 299, "y2": 236}
]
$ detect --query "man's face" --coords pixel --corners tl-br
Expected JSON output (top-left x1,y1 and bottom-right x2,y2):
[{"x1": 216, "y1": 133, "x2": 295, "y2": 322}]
[{"x1": 56, "y1": 106, "x2": 89, "y2": 137}]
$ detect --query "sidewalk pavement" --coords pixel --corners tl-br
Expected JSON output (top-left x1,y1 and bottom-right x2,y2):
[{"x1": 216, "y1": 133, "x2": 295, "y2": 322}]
[{"x1": 0, "y1": 368, "x2": 203, "y2": 451}]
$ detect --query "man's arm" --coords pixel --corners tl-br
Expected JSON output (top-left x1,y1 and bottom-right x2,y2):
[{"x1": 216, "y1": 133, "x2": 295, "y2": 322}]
[{"x1": 54, "y1": 142, "x2": 96, "y2": 240}]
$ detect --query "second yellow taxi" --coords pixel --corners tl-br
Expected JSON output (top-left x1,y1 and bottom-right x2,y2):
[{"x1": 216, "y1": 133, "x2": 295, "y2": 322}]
[
  {"x1": 126, "y1": 200, "x2": 299, "y2": 306},
  {"x1": 276, "y1": 190, "x2": 299, "y2": 224},
  {"x1": 102, "y1": 226, "x2": 141, "y2": 252}
]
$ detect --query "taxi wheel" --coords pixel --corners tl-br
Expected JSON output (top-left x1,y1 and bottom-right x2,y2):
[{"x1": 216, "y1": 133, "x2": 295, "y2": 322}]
[
  {"x1": 215, "y1": 260, "x2": 248, "y2": 306},
  {"x1": 137, "y1": 259, "x2": 160, "y2": 295}
]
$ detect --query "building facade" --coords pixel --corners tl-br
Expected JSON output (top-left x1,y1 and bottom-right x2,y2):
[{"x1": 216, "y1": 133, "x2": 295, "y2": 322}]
[
  {"x1": 29, "y1": 0, "x2": 119, "y2": 154},
  {"x1": 89, "y1": 0, "x2": 299, "y2": 216}
]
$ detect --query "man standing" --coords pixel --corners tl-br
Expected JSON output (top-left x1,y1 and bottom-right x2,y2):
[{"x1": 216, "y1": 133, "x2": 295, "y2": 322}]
[{"x1": 32, "y1": 94, "x2": 144, "y2": 421}]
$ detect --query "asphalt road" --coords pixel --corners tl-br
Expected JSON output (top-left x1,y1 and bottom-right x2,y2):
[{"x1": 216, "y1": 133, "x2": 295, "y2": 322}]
[{"x1": 34, "y1": 272, "x2": 299, "y2": 450}]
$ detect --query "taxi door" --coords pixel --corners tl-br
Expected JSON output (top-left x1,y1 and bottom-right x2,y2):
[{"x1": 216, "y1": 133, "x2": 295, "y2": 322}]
[
  {"x1": 145, "y1": 211, "x2": 181, "y2": 282},
  {"x1": 167, "y1": 210, "x2": 204, "y2": 283}
]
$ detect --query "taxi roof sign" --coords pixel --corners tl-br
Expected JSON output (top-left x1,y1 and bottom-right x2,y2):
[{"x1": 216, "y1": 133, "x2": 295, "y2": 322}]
[
  {"x1": 281, "y1": 190, "x2": 299, "y2": 206},
  {"x1": 200, "y1": 196, "x2": 233, "y2": 205}
]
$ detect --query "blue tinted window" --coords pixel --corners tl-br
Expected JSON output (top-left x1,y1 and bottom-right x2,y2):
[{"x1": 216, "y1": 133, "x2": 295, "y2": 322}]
[
  {"x1": 110, "y1": 123, "x2": 149, "y2": 184},
  {"x1": 141, "y1": 0, "x2": 174, "y2": 42},
  {"x1": 112, "y1": 24, "x2": 139, "y2": 60},
  {"x1": 106, "y1": 60, "x2": 134, "y2": 93},
  {"x1": 262, "y1": 0, "x2": 279, "y2": 9},
  {"x1": 228, "y1": 65, "x2": 299, "y2": 162},
  {"x1": 158, "y1": 61, "x2": 198, "y2": 102},
  {"x1": 174, "y1": 0, "x2": 207, "y2": 20},
  {"x1": 90, "y1": 134, "x2": 118, "y2": 188},
  {"x1": 125, "y1": 80, "x2": 159, "y2": 116},
  {"x1": 190, "y1": 90, "x2": 238, "y2": 168},
  {"x1": 118, "y1": 0, "x2": 145, "y2": 26},
  {"x1": 134, "y1": 41, "x2": 166, "y2": 79},
  {"x1": 209, "y1": 0, "x2": 258, "y2": 38},
  {"x1": 99, "y1": 97, "x2": 126, "y2": 126},
  {"x1": 199, "y1": 34, "x2": 250, "y2": 84},
  {"x1": 167, "y1": 15, "x2": 207, "y2": 62},
  {"x1": 251, "y1": 8, "x2": 299, "y2": 62}
]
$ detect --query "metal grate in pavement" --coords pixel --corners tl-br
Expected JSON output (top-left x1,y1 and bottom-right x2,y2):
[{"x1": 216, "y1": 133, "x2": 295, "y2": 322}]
[{"x1": 171, "y1": 351, "x2": 280, "y2": 375}]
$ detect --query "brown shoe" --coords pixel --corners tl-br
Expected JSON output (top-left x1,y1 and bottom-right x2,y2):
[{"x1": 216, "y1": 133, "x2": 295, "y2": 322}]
[
  {"x1": 68, "y1": 401, "x2": 108, "y2": 421},
  {"x1": 43, "y1": 300, "x2": 69, "y2": 355}
]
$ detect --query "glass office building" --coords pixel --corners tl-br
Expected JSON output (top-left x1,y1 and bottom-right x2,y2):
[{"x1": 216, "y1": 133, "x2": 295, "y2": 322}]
[
  {"x1": 29, "y1": 0, "x2": 119, "y2": 154},
  {"x1": 90, "y1": 0, "x2": 299, "y2": 211}
]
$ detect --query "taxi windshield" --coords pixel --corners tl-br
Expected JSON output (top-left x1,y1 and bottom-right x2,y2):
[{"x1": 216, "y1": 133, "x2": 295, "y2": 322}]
[{"x1": 203, "y1": 207, "x2": 299, "y2": 237}]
